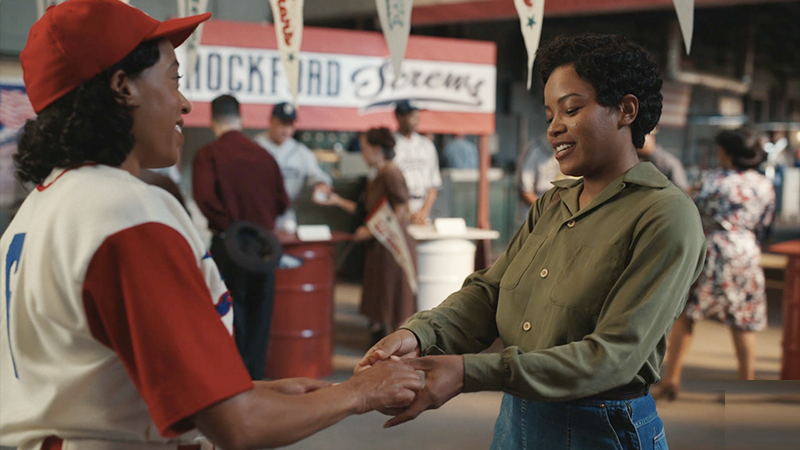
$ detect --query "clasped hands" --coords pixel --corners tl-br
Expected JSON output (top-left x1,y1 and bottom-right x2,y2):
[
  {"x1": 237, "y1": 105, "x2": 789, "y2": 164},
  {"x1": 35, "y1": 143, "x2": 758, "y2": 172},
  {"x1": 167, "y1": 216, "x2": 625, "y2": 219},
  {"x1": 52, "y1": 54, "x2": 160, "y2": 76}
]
[{"x1": 353, "y1": 329, "x2": 464, "y2": 428}]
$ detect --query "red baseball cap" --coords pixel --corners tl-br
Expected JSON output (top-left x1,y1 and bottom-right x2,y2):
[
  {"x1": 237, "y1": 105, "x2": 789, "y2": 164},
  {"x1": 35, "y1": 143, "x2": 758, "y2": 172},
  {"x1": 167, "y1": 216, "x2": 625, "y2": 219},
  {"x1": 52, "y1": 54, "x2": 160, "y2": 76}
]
[{"x1": 20, "y1": 0, "x2": 211, "y2": 113}]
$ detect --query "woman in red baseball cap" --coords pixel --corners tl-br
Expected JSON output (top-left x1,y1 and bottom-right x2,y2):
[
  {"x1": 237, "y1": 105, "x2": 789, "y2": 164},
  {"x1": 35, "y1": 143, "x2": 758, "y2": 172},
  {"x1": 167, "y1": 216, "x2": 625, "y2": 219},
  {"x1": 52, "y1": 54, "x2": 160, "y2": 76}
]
[{"x1": 0, "y1": 1, "x2": 421, "y2": 450}]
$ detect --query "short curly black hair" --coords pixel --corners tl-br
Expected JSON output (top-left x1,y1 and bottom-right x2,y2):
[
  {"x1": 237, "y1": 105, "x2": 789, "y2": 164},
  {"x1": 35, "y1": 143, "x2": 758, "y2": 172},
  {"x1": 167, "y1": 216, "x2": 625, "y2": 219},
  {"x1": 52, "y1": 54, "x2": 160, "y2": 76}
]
[
  {"x1": 537, "y1": 34, "x2": 662, "y2": 149},
  {"x1": 14, "y1": 39, "x2": 162, "y2": 184}
]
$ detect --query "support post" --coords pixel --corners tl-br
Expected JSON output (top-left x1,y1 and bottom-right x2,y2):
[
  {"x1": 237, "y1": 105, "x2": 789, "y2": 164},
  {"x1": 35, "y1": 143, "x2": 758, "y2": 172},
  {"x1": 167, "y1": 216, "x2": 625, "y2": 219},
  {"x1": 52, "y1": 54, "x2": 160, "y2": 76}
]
[{"x1": 475, "y1": 134, "x2": 492, "y2": 270}]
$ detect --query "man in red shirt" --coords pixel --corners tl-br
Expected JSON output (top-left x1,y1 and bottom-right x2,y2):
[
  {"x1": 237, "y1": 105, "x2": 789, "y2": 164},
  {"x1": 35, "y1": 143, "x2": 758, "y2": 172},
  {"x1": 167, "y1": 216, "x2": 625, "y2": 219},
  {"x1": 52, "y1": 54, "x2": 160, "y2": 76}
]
[{"x1": 193, "y1": 94, "x2": 289, "y2": 380}]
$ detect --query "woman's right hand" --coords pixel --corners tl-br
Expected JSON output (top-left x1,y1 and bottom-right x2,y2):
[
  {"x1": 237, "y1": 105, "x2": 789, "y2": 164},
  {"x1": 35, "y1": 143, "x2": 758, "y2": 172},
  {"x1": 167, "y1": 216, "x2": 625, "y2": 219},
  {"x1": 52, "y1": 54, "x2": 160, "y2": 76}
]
[
  {"x1": 355, "y1": 329, "x2": 420, "y2": 374},
  {"x1": 342, "y1": 359, "x2": 423, "y2": 414}
]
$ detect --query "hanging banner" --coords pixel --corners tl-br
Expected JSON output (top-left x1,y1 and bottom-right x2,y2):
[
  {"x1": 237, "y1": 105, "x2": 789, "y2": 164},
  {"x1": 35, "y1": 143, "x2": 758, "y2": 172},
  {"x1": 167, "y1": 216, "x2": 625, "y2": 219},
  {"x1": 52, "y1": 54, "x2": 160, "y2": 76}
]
[
  {"x1": 180, "y1": 0, "x2": 210, "y2": 89},
  {"x1": 672, "y1": 0, "x2": 694, "y2": 54},
  {"x1": 375, "y1": 0, "x2": 414, "y2": 89},
  {"x1": 175, "y1": 20, "x2": 497, "y2": 134},
  {"x1": 514, "y1": 0, "x2": 545, "y2": 90},
  {"x1": 268, "y1": 0, "x2": 305, "y2": 106},
  {"x1": 365, "y1": 198, "x2": 418, "y2": 294}
]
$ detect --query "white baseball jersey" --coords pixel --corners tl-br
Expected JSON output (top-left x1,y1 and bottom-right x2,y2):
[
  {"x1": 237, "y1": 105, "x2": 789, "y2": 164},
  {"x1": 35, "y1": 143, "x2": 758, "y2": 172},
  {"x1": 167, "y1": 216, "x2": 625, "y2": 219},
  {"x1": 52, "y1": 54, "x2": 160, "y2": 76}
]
[
  {"x1": 0, "y1": 165, "x2": 253, "y2": 450},
  {"x1": 392, "y1": 132, "x2": 442, "y2": 214},
  {"x1": 254, "y1": 135, "x2": 332, "y2": 230}
]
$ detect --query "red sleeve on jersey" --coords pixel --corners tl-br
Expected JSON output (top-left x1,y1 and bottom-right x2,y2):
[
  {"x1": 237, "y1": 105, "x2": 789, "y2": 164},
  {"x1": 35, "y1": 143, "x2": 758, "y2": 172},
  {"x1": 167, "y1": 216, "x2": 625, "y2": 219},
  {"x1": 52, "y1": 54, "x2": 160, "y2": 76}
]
[{"x1": 82, "y1": 222, "x2": 254, "y2": 437}]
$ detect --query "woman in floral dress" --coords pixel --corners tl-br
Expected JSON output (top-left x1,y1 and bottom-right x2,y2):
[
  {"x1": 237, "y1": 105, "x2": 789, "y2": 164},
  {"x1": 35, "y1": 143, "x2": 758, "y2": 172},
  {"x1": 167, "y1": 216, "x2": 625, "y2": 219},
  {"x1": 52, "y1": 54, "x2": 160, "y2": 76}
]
[{"x1": 655, "y1": 128, "x2": 775, "y2": 400}]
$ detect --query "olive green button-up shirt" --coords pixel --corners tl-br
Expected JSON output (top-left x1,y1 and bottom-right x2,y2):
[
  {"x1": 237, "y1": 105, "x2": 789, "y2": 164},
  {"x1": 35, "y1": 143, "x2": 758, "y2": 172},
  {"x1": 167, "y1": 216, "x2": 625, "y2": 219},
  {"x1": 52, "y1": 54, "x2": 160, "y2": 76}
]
[{"x1": 402, "y1": 162, "x2": 706, "y2": 401}]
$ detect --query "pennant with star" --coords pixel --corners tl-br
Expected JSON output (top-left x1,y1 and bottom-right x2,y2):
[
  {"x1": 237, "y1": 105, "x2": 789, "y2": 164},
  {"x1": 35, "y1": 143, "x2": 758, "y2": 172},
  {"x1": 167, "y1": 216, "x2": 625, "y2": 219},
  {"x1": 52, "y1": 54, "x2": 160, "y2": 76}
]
[
  {"x1": 178, "y1": 0, "x2": 210, "y2": 89},
  {"x1": 269, "y1": 0, "x2": 305, "y2": 106},
  {"x1": 672, "y1": 0, "x2": 694, "y2": 54},
  {"x1": 515, "y1": 0, "x2": 546, "y2": 90},
  {"x1": 375, "y1": 0, "x2": 414, "y2": 89}
]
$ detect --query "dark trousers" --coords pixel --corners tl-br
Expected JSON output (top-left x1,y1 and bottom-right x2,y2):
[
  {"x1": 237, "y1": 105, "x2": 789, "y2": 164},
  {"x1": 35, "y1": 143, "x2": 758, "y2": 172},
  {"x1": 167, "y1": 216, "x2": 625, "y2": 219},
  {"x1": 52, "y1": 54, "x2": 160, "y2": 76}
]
[{"x1": 211, "y1": 236, "x2": 274, "y2": 380}]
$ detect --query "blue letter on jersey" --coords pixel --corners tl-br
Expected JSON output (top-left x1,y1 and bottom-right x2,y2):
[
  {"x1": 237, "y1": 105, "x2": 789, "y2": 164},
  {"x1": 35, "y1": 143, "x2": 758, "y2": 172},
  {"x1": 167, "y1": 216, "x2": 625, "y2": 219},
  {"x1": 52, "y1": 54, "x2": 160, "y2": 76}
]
[{"x1": 5, "y1": 233, "x2": 25, "y2": 378}]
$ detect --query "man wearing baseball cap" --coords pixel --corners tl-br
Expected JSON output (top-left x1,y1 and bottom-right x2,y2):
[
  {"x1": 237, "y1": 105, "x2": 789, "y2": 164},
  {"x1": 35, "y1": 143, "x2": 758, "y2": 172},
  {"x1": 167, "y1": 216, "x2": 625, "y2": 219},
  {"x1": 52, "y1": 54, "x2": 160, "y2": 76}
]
[
  {"x1": 254, "y1": 102, "x2": 332, "y2": 232},
  {"x1": 392, "y1": 100, "x2": 442, "y2": 224},
  {"x1": 0, "y1": 2, "x2": 422, "y2": 450}
]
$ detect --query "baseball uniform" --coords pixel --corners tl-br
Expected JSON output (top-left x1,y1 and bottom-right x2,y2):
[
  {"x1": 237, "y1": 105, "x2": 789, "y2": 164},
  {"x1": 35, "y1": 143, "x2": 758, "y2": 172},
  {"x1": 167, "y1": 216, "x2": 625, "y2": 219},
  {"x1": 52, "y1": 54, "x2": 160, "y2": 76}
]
[
  {"x1": 392, "y1": 132, "x2": 442, "y2": 214},
  {"x1": 0, "y1": 164, "x2": 253, "y2": 450}
]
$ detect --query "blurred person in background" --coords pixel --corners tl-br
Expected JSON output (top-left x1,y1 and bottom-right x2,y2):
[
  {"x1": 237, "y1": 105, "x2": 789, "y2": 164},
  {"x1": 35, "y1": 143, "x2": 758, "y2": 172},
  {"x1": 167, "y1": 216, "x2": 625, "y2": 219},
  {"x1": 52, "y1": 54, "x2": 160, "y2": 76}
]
[
  {"x1": 655, "y1": 128, "x2": 775, "y2": 400},
  {"x1": 515, "y1": 135, "x2": 562, "y2": 224},
  {"x1": 255, "y1": 102, "x2": 332, "y2": 232},
  {"x1": 443, "y1": 134, "x2": 479, "y2": 169},
  {"x1": 393, "y1": 101, "x2": 442, "y2": 224},
  {"x1": 357, "y1": 34, "x2": 706, "y2": 450},
  {"x1": 636, "y1": 126, "x2": 689, "y2": 191},
  {"x1": 315, "y1": 127, "x2": 417, "y2": 346},
  {"x1": 193, "y1": 94, "x2": 289, "y2": 380}
]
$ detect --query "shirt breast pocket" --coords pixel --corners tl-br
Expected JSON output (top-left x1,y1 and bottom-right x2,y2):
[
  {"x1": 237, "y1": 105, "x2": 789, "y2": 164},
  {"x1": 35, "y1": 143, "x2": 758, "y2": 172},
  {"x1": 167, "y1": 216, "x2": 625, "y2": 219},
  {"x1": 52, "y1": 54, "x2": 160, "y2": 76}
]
[
  {"x1": 549, "y1": 243, "x2": 627, "y2": 315},
  {"x1": 499, "y1": 234, "x2": 548, "y2": 290}
]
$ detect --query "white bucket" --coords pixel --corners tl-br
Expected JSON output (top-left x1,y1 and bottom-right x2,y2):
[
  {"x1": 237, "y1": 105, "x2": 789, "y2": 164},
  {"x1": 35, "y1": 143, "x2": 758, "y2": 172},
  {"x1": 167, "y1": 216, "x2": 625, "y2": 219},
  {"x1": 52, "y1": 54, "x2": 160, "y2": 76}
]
[{"x1": 416, "y1": 239, "x2": 476, "y2": 311}]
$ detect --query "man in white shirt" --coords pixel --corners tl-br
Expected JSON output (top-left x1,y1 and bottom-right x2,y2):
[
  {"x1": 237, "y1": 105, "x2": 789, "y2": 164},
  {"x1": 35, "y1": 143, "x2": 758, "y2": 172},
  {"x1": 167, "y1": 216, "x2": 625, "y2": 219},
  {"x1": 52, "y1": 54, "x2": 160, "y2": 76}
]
[
  {"x1": 392, "y1": 100, "x2": 442, "y2": 224},
  {"x1": 255, "y1": 102, "x2": 332, "y2": 231}
]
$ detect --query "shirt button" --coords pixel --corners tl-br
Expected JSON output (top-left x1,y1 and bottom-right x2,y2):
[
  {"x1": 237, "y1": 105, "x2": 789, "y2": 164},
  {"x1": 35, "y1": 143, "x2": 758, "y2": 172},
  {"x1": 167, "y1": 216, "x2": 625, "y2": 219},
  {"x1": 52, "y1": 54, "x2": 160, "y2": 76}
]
[
  {"x1": 523, "y1": 322, "x2": 532, "y2": 331},
  {"x1": 540, "y1": 268, "x2": 549, "y2": 278},
  {"x1": 567, "y1": 220, "x2": 576, "y2": 228}
]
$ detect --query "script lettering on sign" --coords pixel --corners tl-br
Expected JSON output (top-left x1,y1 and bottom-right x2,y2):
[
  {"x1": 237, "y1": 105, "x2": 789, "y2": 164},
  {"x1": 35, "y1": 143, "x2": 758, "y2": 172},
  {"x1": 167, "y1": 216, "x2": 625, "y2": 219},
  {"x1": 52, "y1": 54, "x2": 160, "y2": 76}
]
[{"x1": 278, "y1": 0, "x2": 293, "y2": 46}]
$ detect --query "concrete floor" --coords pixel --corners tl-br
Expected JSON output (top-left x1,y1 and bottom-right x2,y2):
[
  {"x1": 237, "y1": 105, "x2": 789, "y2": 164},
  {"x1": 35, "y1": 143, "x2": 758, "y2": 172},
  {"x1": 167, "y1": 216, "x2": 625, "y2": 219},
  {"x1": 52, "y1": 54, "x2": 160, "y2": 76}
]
[{"x1": 280, "y1": 283, "x2": 799, "y2": 450}]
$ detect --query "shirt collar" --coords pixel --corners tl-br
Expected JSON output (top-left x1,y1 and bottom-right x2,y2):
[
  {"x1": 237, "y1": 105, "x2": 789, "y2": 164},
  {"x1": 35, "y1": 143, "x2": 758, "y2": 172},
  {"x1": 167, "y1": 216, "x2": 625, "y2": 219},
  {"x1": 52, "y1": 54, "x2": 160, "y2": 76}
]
[
  {"x1": 550, "y1": 162, "x2": 669, "y2": 190},
  {"x1": 621, "y1": 162, "x2": 670, "y2": 188}
]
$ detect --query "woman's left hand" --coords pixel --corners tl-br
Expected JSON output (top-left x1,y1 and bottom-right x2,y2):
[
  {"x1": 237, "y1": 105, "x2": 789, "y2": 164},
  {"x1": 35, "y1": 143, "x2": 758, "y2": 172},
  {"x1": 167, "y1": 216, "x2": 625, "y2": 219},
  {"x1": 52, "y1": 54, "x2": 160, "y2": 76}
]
[{"x1": 354, "y1": 226, "x2": 372, "y2": 241}]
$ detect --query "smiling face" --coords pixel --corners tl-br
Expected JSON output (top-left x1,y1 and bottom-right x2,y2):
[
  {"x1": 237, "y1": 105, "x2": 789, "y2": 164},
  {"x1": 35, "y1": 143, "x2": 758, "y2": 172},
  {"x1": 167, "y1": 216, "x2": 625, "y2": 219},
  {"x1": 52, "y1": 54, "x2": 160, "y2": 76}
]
[
  {"x1": 544, "y1": 65, "x2": 636, "y2": 181},
  {"x1": 127, "y1": 39, "x2": 191, "y2": 169}
]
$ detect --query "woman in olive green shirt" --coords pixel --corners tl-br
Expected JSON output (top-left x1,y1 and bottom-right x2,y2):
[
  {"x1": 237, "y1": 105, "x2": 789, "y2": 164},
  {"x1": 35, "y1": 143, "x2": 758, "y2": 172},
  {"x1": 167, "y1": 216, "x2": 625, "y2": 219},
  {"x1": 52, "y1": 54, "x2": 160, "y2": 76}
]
[{"x1": 357, "y1": 34, "x2": 706, "y2": 450}]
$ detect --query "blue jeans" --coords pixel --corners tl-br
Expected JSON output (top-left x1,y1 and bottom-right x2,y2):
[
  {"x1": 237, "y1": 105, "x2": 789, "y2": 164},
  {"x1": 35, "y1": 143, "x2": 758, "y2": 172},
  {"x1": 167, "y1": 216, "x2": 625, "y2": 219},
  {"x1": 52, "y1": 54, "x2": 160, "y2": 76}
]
[{"x1": 490, "y1": 393, "x2": 668, "y2": 450}]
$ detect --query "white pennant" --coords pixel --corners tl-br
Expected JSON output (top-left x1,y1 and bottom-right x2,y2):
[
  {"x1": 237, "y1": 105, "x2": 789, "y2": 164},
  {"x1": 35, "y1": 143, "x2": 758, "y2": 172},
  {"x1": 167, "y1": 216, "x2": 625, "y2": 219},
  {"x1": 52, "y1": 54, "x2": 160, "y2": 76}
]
[
  {"x1": 375, "y1": 0, "x2": 414, "y2": 89},
  {"x1": 514, "y1": 0, "x2": 545, "y2": 90},
  {"x1": 269, "y1": 0, "x2": 305, "y2": 107},
  {"x1": 180, "y1": 0, "x2": 210, "y2": 90},
  {"x1": 672, "y1": 0, "x2": 694, "y2": 55}
]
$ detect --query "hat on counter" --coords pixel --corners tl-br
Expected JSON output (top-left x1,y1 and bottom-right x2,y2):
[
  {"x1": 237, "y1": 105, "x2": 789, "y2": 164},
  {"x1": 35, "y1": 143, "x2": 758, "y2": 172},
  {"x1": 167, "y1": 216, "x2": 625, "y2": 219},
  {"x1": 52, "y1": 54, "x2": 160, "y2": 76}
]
[
  {"x1": 223, "y1": 221, "x2": 283, "y2": 274},
  {"x1": 394, "y1": 100, "x2": 420, "y2": 115},
  {"x1": 271, "y1": 102, "x2": 298, "y2": 123},
  {"x1": 20, "y1": 0, "x2": 211, "y2": 113}
]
